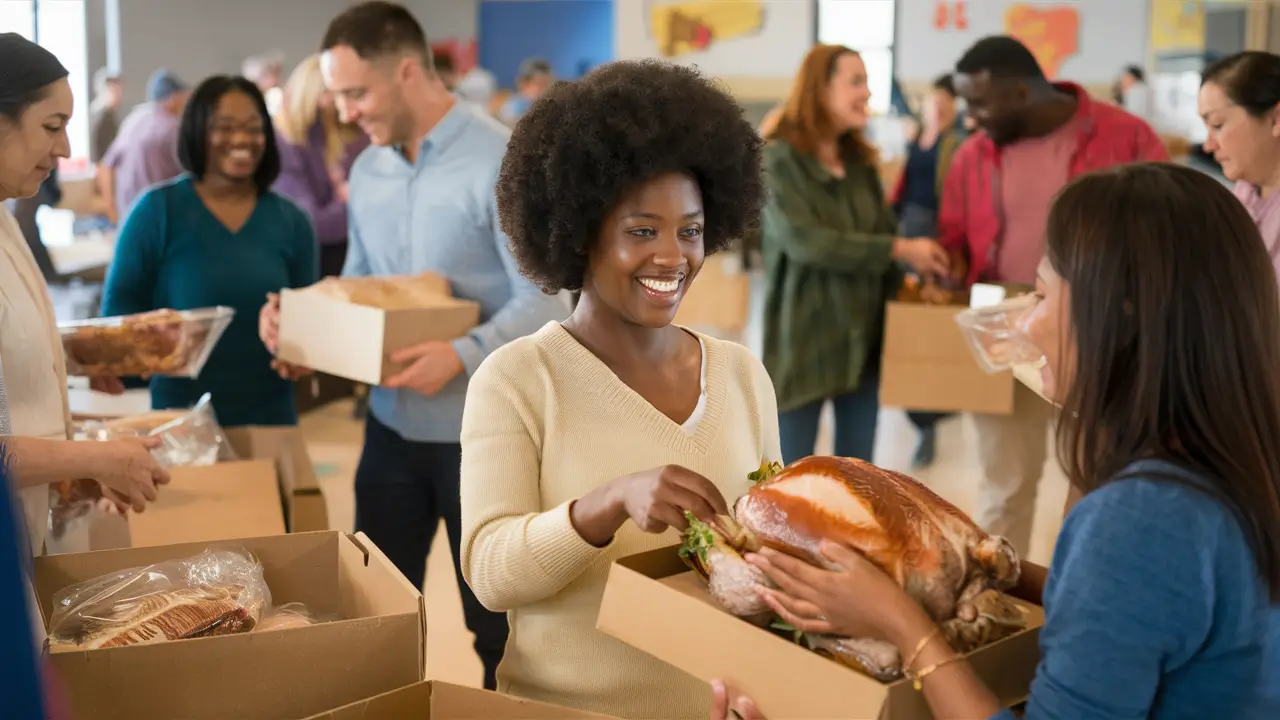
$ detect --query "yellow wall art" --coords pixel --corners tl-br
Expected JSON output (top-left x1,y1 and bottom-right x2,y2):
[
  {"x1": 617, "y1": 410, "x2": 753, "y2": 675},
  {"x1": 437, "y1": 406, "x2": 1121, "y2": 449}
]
[{"x1": 649, "y1": 0, "x2": 766, "y2": 58}]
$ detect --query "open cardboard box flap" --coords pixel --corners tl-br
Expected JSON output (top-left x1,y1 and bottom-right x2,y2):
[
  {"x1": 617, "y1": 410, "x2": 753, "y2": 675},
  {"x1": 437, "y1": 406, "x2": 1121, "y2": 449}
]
[
  {"x1": 36, "y1": 531, "x2": 425, "y2": 719},
  {"x1": 223, "y1": 425, "x2": 328, "y2": 533},
  {"x1": 597, "y1": 547, "x2": 1043, "y2": 720},
  {"x1": 124, "y1": 458, "x2": 285, "y2": 547},
  {"x1": 305, "y1": 680, "x2": 619, "y2": 720}
]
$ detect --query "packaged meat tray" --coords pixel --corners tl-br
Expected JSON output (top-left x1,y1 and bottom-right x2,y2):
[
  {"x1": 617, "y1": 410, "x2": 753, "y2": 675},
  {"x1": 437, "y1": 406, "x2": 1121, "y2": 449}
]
[
  {"x1": 74, "y1": 392, "x2": 235, "y2": 468},
  {"x1": 59, "y1": 307, "x2": 234, "y2": 378},
  {"x1": 48, "y1": 547, "x2": 271, "y2": 651},
  {"x1": 953, "y1": 294, "x2": 1044, "y2": 374}
]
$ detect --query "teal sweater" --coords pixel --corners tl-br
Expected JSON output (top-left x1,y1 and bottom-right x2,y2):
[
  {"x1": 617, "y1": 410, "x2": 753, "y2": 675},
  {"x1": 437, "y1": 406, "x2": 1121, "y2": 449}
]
[{"x1": 101, "y1": 176, "x2": 318, "y2": 427}]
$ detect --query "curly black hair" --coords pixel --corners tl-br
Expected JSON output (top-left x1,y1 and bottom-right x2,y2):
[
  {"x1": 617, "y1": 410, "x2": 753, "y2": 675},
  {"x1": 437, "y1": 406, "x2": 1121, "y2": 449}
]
[{"x1": 496, "y1": 59, "x2": 765, "y2": 292}]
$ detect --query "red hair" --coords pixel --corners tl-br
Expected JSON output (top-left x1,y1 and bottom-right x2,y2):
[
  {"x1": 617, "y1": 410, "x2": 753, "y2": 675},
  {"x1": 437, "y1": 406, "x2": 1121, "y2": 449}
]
[{"x1": 765, "y1": 44, "x2": 876, "y2": 165}]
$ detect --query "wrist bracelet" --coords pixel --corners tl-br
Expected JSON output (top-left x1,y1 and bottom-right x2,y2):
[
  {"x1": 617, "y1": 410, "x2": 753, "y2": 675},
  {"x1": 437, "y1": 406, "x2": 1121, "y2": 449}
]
[
  {"x1": 909, "y1": 653, "x2": 964, "y2": 691},
  {"x1": 902, "y1": 625, "x2": 942, "y2": 676}
]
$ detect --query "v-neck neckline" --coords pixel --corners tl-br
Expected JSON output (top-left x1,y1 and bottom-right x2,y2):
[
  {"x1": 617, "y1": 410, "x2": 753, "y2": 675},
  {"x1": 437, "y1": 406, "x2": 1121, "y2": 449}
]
[
  {"x1": 187, "y1": 179, "x2": 261, "y2": 235},
  {"x1": 541, "y1": 322, "x2": 727, "y2": 454}
]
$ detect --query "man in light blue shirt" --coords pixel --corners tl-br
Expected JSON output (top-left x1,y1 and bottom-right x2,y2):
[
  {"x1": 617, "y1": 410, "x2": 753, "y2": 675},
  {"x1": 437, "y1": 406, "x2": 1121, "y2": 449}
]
[{"x1": 316, "y1": 1, "x2": 565, "y2": 690}]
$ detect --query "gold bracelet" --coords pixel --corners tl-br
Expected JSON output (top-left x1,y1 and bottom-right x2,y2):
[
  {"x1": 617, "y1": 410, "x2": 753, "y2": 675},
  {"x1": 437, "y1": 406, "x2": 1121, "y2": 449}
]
[
  {"x1": 909, "y1": 654, "x2": 964, "y2": 691},
  {"x1": 902, "y1": 625, "x2": 943, "y2": 676}
]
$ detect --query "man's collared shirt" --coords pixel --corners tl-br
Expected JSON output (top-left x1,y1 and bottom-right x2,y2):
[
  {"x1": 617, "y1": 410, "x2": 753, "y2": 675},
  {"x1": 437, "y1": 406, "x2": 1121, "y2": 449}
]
[{"x1": 344, "y1": 100, "x2": 566, "y2": 443}]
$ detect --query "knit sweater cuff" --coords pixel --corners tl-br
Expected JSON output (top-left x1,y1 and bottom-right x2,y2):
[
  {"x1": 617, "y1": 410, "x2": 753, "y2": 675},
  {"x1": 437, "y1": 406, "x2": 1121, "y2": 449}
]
[{"x1": 526, "y1": 500, "x2": 610, "y2": 583}]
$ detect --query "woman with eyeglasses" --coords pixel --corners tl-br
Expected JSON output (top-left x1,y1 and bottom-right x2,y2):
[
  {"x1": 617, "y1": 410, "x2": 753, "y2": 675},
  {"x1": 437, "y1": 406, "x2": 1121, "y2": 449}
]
[{"x1": 99, "y1": 75, "x2": 318, "y2": 427}]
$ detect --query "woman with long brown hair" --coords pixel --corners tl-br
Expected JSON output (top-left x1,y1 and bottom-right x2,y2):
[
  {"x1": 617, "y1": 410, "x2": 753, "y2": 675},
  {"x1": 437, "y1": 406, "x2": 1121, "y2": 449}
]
[
  {"x1": 715, "y1": 162, "x2": 1280, "y2": 718},
  {"x1": 761, "y1": 44, "x2": 949, "y2": 463}
]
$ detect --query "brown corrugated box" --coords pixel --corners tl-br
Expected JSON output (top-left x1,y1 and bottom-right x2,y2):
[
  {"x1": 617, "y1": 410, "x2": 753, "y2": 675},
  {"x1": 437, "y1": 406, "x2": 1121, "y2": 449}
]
[
  {"x1": 675, "y1": 253, "x2": 752, "y2": 333},
  {"x1": 304, "y1": 681, "x2": 619, "y2": 720},
  {"x1": 64, "y1": 426, "x2": 326, "y2": 553},
  {"x1": 223, "y1": 425, "x2": 328, "y2": 534},
  {"x1": 879, "y1": 284, "x2": 1033, "y2": 416},
  {"x1": 597, "y1": 546, "x2": 1043, "y2": 720},
  {"x1": 276, "y1": 273, "x2": 480, "y2": 386},
  {"x1": 36, "y1": 531, "x2": 425, "y2": 719}
]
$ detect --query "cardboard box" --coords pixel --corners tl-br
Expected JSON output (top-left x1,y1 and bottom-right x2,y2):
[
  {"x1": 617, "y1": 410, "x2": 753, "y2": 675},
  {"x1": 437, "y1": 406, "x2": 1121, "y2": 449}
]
[
  {"x1": 304, "y1": 681, "x2": 618, "y2": 720},
  {"x1": 598, "y1": 547, "x2": 1043, "y2": 720},
  {"x1": 224, "y1": 425, "x2": 328, "y2": 534},
  {"x1": 36, "y1": 531, "x2": 425, "y2": 719},
  {"x1": 277, "y1": 280, "x2": 480, "y2": 385},
  {"x1": 51, "y1": 425, "x2": 326, "y2": 554},
  {"x1": 675, "y1": 253, "x2": 752, "y2": 332},
  {"x1": 86, "y1": 459, "x2": 286, "y2": 550},
  {"x1": 880, "y1": 300, "x2": 1016, "y2": 415}
]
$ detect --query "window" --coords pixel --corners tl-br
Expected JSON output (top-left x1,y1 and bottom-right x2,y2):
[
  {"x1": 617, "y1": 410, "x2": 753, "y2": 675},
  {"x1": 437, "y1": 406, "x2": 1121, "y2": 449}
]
[
  {"x1": 816, "y1": 0, "x2": 897, "y2": 116},
  {"x1": 0, "y1": 1, "x2": 35, "y2": 40},
  {"x1": 0, "y1": 1, "x2": 91, "y2": 171},
  {"x1": 38, "y1": 0, "x2": 90, "y2": 169}
]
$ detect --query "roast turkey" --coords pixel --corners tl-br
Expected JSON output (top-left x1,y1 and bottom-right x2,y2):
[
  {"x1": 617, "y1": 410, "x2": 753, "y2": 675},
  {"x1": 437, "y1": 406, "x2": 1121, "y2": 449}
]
[{"x1": 680, "y1": 457, "x2": 1026, "y2": 681}]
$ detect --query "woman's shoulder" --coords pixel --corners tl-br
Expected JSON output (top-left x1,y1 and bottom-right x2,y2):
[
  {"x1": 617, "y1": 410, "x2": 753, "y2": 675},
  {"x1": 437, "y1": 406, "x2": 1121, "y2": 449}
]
[
  {"x1": 472, "y1": 321, "x2": 568, "y2": 383},
  {"x1": 1064, "y1": 461, "x2": 1254, "y2": 572}
]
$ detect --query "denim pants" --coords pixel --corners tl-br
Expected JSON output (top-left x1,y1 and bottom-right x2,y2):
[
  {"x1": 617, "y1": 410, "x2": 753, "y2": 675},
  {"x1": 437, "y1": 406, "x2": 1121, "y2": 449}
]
[
  {"x1": 779, "y1": 365, "x2": 881, "y2": 463},
  {"x1": 354, "y1": 414, "x2": 508, "y2": 690}
]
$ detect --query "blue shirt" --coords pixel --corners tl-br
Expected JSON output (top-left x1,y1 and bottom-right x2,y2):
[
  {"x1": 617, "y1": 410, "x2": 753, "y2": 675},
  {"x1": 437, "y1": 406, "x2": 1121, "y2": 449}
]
[
  {"x1": 344, "y1": 101, "x2": 566, "y2": 443},
  {"x1": 102, "y1": 176, "x2": 318, "y2": 427},
  {"x1": 993, "y1": 460, "x2": 1279, "y2": 719}
]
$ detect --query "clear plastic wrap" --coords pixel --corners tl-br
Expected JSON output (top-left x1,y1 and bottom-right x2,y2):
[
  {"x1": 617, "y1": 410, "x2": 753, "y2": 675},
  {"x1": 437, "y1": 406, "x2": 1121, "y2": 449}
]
[
  {"x1": 48, "y1": 478, "x2": 115, "y2": 540},
  {"x1": 50, "y1": 394, "x2": 237, "y2": 539},
  {"x1": 954, "y1": 294, "x2": 1045, "y2": 374},
  {"x1": 255, "y1": 602, "x2": 321, "y2": 632},
  {"x1": 59, "y1": 306, "x2": 235, "y2": 378},
  {"x1": 74, "y1": 393, "x2": 235, "y2": 468},
  {"x1": 48, "y1": 548, "x2": 270, "y2": 650}
]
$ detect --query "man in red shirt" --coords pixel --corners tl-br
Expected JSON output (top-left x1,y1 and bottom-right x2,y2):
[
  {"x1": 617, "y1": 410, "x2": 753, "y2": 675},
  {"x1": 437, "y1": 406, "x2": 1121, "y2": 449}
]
[{"x1": 939, "y1": 36, "x2": 1168, "y2": 556}]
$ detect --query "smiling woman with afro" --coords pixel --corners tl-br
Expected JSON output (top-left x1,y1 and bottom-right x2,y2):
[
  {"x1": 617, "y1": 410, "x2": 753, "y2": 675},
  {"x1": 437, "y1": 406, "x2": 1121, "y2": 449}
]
[{"x1": 459, "y1": 59, "x2": 782, "y2": 719}]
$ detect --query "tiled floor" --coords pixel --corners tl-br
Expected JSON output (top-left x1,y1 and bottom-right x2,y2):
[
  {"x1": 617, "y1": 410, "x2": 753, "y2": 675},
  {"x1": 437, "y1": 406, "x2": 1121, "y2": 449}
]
[{"x1": 298, "y1": 286, "x2": 1069, "y2": 690}]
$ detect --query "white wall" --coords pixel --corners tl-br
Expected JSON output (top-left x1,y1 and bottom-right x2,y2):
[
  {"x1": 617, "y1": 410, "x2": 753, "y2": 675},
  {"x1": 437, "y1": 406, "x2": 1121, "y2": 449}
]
[
  {"x1": 895, "y1": 0, "x2": 1149, "y2": 84},
  {"x1": 113, "y1": 0, "x2": 352, "y2": 107}
]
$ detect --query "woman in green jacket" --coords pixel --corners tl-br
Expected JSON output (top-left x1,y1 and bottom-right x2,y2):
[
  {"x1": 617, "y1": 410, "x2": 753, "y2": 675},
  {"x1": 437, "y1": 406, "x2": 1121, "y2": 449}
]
[{"x1": 762, "y1": 44, "x2": 950, "y2": 464}]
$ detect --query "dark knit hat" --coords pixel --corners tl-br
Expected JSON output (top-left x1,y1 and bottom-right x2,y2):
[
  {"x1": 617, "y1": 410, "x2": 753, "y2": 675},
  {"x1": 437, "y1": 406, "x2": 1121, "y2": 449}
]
[{"x1": 0, "y1": 33, "x2": 69, "y2": 111}]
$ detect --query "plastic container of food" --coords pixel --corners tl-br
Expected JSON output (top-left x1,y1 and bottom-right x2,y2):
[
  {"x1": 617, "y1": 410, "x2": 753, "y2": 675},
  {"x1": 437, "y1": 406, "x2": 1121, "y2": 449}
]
[
  {"x1": 953, "y1": 294, "x2": 1044, "y2": 374},
  {"x1": 59, "y1": 307, "x2": 234, "y2": 378}
]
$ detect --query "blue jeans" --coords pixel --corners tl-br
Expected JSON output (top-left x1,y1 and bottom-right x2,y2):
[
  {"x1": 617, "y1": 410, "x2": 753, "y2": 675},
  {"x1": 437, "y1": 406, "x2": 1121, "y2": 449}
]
[{"x1": 779, "y1": 368, "x2": 881, "y2": 463}]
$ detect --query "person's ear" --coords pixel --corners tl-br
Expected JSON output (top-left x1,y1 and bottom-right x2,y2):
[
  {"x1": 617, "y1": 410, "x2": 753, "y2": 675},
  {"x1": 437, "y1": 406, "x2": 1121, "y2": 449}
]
[{"x1": 1270, "y1": 102, "x2": 1280, "y2": 138}]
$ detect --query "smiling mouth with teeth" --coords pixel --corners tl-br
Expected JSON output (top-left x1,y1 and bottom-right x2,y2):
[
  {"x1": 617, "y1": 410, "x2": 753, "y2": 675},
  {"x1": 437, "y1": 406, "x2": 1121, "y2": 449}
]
[{"x1": 637, "y1": 276, "x2": 683, "y2": 294}]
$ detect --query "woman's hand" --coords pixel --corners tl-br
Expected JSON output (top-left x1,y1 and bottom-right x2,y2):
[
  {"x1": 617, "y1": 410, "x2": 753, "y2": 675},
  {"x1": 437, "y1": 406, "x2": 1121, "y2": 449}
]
[
  {"x1": 747, "y1": 540, "x2": 933, "y2": 650},
  {"x1": 570, "y1": 465, "x2": 729, "y2": 547},
  {"x1": 710, "y1": 680, "x2": 766, "y2": 720},
  {"x1": 89, "y1": 376, "x2": 126, "y2": 395},
  {"x1": 892, "y1": 237, "x2": 951, "y2": 278},
  {"x1": 91, "y1": 436, "x2": 171, "y2": 513},
  {"x1": 271, "y1": 359, "x2": 313, "y2": 381},
  {"x1": 259, "y1": 292, "x2": 282, "y2": 354}
]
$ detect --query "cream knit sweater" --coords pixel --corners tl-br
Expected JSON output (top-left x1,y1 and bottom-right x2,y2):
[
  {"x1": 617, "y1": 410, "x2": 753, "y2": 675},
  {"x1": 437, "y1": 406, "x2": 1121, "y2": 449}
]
[{"x1": 461, "y1": 322, "x2": 782, "y2": 720}]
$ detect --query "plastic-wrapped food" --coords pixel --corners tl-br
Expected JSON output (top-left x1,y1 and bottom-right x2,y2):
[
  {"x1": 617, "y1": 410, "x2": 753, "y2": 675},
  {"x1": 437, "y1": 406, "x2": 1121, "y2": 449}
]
[
  {"x1": 48, "y1": 548, "x2": 270, "y2": 650},
  {"x1": 255, "y1": 602, "x2": 320, "y2": 632},
  {"x1": 954, "y1": 294, "x2": 1044, "y2": 374},
  {"x1": 74, "y1": 393, "x2": 235, "y2": 468},
  {"x1": 48, "y1": 479, "x2": 116, "y2": 540},
  {"x1": 59, "y1": 307, "x2": 234, "y2": 378},
  {"x1": 51, "y1": 394, "x2": 236, "y2": 538}
]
